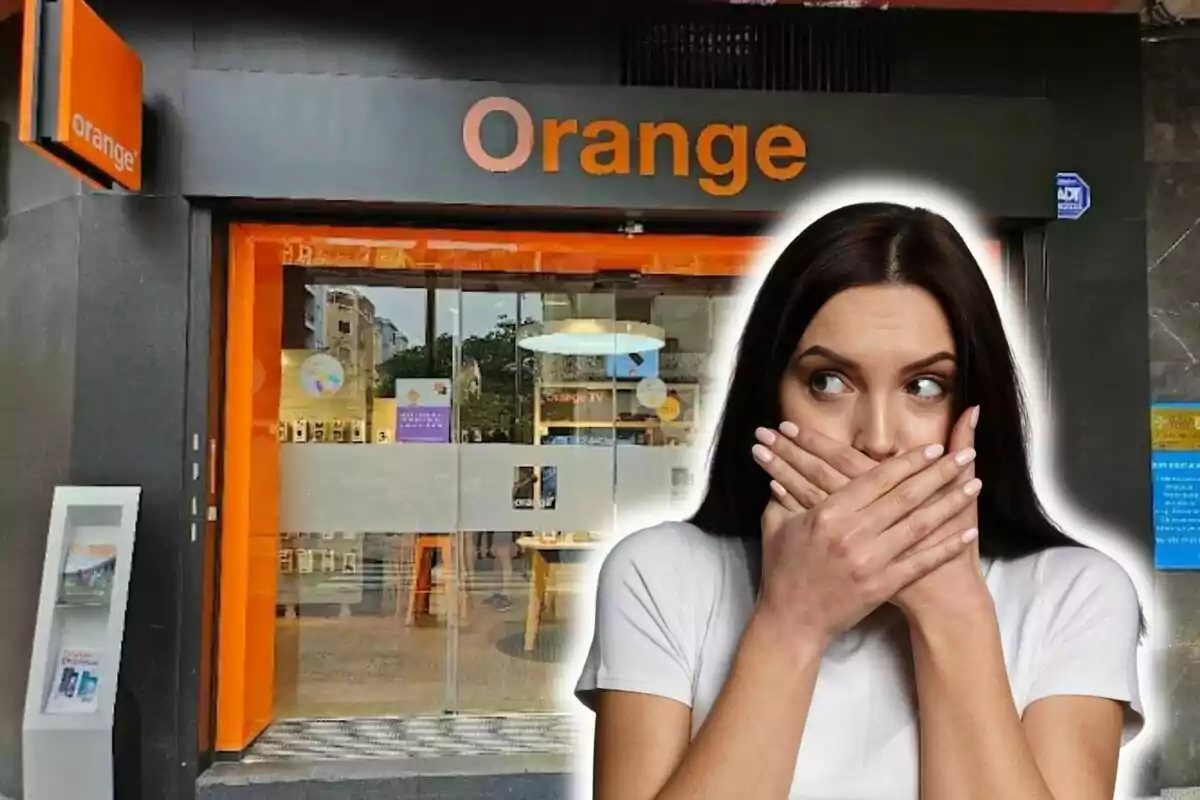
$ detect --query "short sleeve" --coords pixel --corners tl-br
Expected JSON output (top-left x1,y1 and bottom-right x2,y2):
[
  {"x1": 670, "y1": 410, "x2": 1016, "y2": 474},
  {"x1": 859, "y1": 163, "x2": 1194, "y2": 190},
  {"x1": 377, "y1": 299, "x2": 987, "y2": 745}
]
[
  {"x1": 1024, "y1": 548, "x2": 1144, "y2": 743},
  {"x1": 574, "y1": 524, "x2": 705, "y2": 711}
]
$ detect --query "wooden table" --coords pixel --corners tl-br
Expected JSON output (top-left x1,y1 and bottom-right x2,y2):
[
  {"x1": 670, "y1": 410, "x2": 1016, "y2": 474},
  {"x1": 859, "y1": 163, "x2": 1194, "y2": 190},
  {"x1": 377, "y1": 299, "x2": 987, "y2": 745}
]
[{"x1": 516, "y1": 536, "x2": 599, "y2": 652}]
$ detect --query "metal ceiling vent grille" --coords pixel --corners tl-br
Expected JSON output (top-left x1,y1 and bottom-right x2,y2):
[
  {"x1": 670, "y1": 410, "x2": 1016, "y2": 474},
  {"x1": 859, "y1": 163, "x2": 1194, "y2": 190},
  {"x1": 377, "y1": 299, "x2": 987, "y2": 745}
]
[{"x1": 621, "y1": 13, "x2": 891, "y2": 94}]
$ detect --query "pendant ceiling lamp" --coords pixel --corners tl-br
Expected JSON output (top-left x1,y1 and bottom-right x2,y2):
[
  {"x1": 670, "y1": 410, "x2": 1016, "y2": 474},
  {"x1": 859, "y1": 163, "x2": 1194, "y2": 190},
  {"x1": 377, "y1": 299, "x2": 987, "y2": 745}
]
[{"x1": 516, "y1": 319, "x2": 666, "y2": 356}]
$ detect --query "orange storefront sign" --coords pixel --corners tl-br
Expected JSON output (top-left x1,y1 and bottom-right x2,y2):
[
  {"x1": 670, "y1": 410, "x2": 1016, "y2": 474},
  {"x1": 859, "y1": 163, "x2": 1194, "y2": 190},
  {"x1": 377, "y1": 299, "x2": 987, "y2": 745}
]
[
  {"x1": 19, "y1": 0, "x2": 143, "y2": 191},
  {"x1": 462, "y1": 96, "x2": 807, "y2": 198}
]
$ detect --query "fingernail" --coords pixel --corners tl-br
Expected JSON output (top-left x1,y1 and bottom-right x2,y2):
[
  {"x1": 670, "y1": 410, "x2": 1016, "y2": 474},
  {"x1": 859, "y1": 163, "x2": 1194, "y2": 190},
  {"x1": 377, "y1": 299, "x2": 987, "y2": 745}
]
[
  {"x1": 752, "y1": 444, "x2": 774, "y2": 464},
  {"x1": 954, "y1": 447, "x2": 977, "y2": 466},
  {"x1": 779, "y1": 421, "x2": 800, "y2": 438},
  {"x1": 924, "y1": 444, "x2": 945, "y2": 460},
  {"x1": 755, "y1": 427, "x2": 777, "y2": 447},
  {"x1": 961, "y1": 527, "x2": 979, "y2": 544},
  {"x1": 963, "y1": 478, "x2": 982, "y2": 496},
  {"x1": 969, "y1": 406, "x2": 980, "y2": 430},
  {"x1": 770, "y1": 480, "x2": 787, "y2": 498}
]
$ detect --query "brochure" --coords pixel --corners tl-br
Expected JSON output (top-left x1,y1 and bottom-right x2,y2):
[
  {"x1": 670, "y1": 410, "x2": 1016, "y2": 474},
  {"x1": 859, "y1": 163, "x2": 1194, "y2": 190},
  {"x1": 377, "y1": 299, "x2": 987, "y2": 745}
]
[
  {"x1": 512, "y1": 466, "x2": 536, "y2": 510},
  {"x1": 539, "y1": 466, "x2": 558, "y2": 510},
  {"x1": 58, "y1": 543, "x2": 118, "y2": 606},
  {"x1": 45, "y1": 648, "x2": 102, "y2": 714}
]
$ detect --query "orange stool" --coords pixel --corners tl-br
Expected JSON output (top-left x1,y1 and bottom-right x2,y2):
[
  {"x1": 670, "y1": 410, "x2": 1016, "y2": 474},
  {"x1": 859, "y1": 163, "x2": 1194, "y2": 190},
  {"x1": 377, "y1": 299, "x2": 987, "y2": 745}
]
[{"x1": 404, "y1": 534, "x2": 468, "y2": 625}]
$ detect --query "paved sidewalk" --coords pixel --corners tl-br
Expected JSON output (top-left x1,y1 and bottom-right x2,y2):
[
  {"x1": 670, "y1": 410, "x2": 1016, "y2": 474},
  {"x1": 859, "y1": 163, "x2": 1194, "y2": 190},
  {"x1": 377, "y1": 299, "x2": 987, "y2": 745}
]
[{"x1": 197, "y1": 753, "x2": 571, "y2": 799}]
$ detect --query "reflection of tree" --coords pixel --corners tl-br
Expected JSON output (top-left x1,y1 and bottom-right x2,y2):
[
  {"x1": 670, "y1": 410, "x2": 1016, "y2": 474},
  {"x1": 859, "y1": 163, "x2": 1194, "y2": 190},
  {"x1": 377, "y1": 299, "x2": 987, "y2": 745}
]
[{"x1": 375, "y1": 317, "x2": 537, "y2": 442}]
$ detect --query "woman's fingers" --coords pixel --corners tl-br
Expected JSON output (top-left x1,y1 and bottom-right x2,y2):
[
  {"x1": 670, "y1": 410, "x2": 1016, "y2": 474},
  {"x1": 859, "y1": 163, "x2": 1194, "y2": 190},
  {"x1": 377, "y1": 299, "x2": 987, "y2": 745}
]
[
  {"x1": 769, "y1": 479, "x2": 806, "y2": 514},
  {"x1": 897, "y1": 469, "x2": 977, "y2": 557},
  {"x1": 822, "y1": 442, "x2": 949, "y2": 515},
  {"x1": 899, "y1": 405, "x2": 980, "y2": 554},
  {"x1": 752, "y1": 424, "x2": 879, "y2": 510},
  {"x1": 779, "y1": 420, "x2": 877, "y2": 480},
  {"x1": 753, "y1": 435, "x2": 828, "y2": 509},
  {"x1": 873, "y1": 474, "x2": 981, "y2": 563},
  {"x1": 852, "y1": 446, "x2": 975, "y2": 533},
  {"x1": 768, "y1": 428, "x2": 857, "y2": 494},
  {"x1": 756, "y1": 423, "x2": 876, "y2": 496},
  {"x1": 882, "y1": 525, "x2": 979, "y2": 595}
]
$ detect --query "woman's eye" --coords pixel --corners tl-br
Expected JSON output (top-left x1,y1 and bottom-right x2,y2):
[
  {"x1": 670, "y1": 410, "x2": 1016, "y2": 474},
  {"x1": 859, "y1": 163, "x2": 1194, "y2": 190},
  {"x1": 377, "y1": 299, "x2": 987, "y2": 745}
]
[
  {"x1": 909, "y1": 377, "x2": 945, "y2": 399},
  {"x1": 809, "y1": 373, "x2": 849, "y2": 396}
]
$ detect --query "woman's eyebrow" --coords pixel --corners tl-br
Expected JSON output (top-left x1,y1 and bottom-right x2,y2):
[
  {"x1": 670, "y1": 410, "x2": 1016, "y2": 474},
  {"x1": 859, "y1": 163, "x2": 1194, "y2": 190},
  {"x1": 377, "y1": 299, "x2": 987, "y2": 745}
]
[
  {"x1": 795, "y1": 345, "x2": 858, "y2": 369},
  {"x1": 903, "y1": 351, "x2": 956, "y2": 371},
  {"x1": 795, "y1": 346, "x2": 955, "y2": 373}
]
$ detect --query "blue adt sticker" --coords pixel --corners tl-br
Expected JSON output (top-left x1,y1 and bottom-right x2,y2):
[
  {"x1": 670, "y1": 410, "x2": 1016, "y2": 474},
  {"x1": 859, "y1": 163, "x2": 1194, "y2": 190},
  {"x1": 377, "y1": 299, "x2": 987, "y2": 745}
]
[{"x1": 1056, "y1": 172, "x2": 1091, "y2": 220}]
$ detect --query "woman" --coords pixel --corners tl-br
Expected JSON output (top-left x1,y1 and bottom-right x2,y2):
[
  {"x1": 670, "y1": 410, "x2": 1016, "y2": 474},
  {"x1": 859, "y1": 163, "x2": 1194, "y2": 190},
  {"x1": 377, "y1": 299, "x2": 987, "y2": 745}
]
[{"x1": 574, "y1": 203, "x2": 1143, "y2": 800}]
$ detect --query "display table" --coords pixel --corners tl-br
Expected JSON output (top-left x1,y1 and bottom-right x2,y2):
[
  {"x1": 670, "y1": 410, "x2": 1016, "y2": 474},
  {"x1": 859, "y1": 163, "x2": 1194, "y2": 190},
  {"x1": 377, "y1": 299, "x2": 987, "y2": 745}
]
[{"x1": 515, "y1": 536, "x2": 599, "y2": 651}]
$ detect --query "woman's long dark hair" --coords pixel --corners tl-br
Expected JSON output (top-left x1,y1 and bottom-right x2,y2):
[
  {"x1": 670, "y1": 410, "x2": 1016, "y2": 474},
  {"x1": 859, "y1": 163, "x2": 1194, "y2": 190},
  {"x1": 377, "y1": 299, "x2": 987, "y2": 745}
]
[{"x1": 691, "y1": 202, "x2": 1078, "y2": 561}]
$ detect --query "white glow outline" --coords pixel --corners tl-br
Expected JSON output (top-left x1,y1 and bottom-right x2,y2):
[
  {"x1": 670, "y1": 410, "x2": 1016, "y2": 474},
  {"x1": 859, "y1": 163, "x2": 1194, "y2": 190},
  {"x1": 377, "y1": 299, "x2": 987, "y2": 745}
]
[{"x1": 559, "y1": 178, "x2": 1161, "y2": 800}]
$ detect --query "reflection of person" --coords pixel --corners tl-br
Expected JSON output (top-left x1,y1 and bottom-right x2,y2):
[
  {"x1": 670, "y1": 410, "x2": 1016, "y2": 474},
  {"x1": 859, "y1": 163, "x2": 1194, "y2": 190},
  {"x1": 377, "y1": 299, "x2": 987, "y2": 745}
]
[
  {"x1": 478, "y1": 428, "x2": 516, "y2": 611},
  {"x1": 576, "y1": 204, "x2": 1143, "y2": 799}
]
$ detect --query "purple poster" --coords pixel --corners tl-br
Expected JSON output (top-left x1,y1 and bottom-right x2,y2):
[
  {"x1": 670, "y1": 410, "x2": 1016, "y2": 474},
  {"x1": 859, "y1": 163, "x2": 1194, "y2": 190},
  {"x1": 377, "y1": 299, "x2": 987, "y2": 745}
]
[{"x1": 395, "y1": 379, "x2": 452, "y2": 443}]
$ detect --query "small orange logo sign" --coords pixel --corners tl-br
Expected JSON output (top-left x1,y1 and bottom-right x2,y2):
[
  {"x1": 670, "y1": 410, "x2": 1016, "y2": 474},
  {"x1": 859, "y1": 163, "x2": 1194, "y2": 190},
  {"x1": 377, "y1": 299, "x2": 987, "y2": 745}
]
[{"x1": 20, "y1": 0, "x2": 143, "y2": 191}]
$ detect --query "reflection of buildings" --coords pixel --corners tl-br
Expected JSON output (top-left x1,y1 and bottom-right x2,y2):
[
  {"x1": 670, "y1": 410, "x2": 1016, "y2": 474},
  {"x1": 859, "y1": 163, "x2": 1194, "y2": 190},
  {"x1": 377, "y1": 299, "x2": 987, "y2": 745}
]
[
  {"x1": 374, "y1": 317, "x2": 407, "y2": 366},
  {"x1": 303, "y1": 285, "x2": 328, "y2": 349},
  {"x1": 326, "y1": 289, "x2": 376, "y2": 382}
]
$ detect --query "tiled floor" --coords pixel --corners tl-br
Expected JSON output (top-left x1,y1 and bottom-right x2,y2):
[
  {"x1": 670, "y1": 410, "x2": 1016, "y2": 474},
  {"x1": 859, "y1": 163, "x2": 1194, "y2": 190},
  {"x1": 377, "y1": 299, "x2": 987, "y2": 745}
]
[{"x1": 245, "y1": 713, "x2": 577, "y2": 763}]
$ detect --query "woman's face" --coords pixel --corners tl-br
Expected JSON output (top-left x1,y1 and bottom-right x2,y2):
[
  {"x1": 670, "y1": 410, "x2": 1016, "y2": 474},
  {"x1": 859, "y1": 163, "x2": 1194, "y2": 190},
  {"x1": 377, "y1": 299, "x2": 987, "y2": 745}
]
[{"x1": 779, "y1": 284, "x2": 957, "y2": 461}]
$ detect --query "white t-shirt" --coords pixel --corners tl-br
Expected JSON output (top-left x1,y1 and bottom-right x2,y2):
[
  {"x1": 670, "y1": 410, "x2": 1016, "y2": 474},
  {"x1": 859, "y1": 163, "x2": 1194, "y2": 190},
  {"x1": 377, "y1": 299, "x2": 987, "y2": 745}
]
[{"x1": 575, "y1": 521, "x2": 1144, "y2": 800}]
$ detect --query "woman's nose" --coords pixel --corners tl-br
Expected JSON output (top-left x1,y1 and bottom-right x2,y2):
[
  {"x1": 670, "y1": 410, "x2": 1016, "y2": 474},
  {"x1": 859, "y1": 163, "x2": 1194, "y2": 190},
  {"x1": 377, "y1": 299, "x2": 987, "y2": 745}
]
[{"x1": 853, "y1": 399, "x2": 901, "y2": 461}]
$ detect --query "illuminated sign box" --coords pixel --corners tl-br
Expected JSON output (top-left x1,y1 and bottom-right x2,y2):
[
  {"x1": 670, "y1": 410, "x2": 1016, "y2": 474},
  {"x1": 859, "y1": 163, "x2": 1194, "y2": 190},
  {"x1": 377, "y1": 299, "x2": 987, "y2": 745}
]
[{"x1": 19, "y1": 0, "x2": 143, "y2": 191}]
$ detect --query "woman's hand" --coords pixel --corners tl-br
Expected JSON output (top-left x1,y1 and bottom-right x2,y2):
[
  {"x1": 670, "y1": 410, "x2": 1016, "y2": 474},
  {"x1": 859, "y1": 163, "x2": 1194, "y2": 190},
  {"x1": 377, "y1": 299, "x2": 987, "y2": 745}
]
[
  {"x1": 890, "y1": 407, "x2": 988, "y2": 620},
  {"x1": 753, "y1": 441, "x2": 980, "y2": 648},
  {"x1": 754, "y1": 406, "x2": 988, "y2": 622}
]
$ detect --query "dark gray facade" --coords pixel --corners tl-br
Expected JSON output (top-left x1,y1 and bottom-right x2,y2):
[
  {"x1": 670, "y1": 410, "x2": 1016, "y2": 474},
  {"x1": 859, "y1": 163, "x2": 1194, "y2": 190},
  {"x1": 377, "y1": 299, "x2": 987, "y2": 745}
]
[
  {"x1": 1146, "y1": 33, "x2": 1200, "y2": 791},
  {"x1": 0, "y1": 3, "x2": 1150, "y2": 799}
]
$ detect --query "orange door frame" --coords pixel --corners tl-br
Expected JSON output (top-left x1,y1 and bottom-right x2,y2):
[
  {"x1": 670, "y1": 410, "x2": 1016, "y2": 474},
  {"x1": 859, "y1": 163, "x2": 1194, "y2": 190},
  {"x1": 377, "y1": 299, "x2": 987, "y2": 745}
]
[{"x1": 217, "y1": 230, "x2": 285, "y2": 751}]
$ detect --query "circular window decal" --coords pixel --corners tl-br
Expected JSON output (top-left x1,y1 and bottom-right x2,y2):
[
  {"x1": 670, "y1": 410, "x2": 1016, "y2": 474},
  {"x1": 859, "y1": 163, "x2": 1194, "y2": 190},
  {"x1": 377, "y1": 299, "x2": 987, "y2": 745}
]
[{"x1": 299, "y1": 354, "x2": 345, "y2": 398}]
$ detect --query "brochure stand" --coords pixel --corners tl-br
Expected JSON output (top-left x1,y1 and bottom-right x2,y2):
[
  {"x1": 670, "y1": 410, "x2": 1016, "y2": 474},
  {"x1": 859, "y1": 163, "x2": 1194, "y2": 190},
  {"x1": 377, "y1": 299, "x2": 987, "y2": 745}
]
[{"x1": 22, "y1": 486, "x2": 140, "y2": 800}]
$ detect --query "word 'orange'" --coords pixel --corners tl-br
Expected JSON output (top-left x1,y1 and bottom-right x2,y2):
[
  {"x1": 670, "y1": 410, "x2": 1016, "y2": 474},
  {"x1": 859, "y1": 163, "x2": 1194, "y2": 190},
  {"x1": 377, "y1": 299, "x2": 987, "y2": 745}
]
[{"x1": 462, "y1": 96, "x2": 807, "y2": 197}]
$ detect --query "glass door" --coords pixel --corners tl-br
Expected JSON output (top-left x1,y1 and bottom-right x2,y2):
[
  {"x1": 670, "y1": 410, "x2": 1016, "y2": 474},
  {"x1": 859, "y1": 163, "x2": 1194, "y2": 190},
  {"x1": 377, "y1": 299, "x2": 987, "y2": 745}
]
[
  {"x1": 273, "y1": 269, "x2": 463, "y2": 718},
  {"x1": 451, "y1": 282, "x2": 619, "y2": 711}
]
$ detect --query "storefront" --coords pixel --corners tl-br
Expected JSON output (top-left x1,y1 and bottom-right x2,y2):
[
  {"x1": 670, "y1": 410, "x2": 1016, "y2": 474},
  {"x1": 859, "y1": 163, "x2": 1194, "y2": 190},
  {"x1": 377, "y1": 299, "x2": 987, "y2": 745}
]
[
  {"x1": 0, "y1": 3, "x2": 1149, "y2": 798},
  {"x1": 197, "y1": 66, "x2": 1042, "y2": 759}
]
